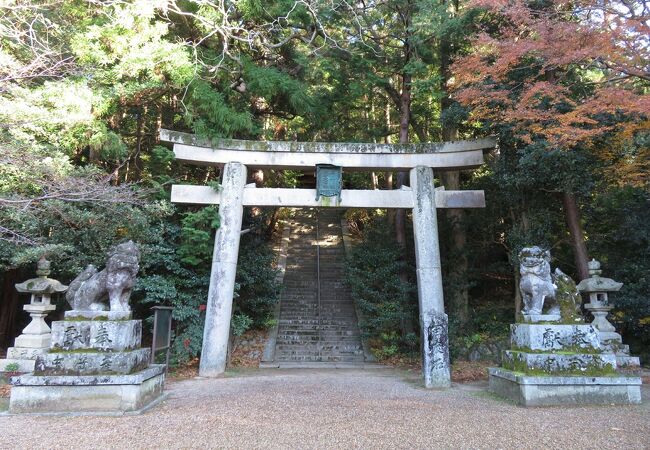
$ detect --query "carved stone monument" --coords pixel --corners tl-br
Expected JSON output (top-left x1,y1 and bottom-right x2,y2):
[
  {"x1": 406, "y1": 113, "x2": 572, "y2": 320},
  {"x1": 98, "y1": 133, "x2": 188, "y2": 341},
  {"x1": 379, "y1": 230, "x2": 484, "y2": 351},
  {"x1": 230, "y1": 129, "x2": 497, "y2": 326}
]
[
  {"x1": 489, "y1": 248, "x2": 642, "y2": 406},
  {"x1": 9, "y1": 241, "x2": 166, "y2": 414},
  {"x1": 0, "y1": 258, "x2": 66, "y2": 373}
]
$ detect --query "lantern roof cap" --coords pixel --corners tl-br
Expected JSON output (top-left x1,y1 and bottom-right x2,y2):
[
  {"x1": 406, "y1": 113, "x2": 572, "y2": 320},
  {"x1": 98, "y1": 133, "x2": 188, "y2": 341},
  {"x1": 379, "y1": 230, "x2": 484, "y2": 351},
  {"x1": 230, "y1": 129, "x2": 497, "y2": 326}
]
[
  {"x1": 15, "y1": 257, "x2": 68, "y2": 295},
  {"x1": 576, "y1": 259, "x2": 623, "y2": 293}
]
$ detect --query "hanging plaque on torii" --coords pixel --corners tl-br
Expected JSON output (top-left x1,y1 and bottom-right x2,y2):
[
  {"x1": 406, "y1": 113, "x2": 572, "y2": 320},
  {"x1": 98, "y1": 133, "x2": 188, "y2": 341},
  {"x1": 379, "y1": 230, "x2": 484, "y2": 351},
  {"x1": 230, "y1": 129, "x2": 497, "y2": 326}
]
[
  {"x1": 315, "y1": 164, "x2": 342, "y2": 205},
  {"x1": 160, "y1": 129, "x2": 496, "y2": 388}
]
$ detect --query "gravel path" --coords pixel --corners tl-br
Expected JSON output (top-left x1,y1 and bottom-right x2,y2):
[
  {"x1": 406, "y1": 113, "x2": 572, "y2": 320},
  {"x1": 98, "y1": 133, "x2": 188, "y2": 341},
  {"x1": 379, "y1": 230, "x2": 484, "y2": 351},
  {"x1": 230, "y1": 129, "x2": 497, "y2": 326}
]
[{"x1": 0, "y1": 368, "x2": 648, "y2": 449}]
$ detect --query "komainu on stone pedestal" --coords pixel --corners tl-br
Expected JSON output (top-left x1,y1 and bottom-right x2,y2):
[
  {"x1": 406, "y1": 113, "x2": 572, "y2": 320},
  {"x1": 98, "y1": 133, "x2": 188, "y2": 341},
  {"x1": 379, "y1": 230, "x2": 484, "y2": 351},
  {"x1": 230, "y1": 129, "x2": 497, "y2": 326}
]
[
  {"x1": 9, "y1": 242, "x2": 166, "y2": 415},
  {"x1": 66, "y1": 240, "x2": 140, "y2": 312},
  {"x1": 518, "y1": 246, "x2": 558, "y2": 318},
  {"x1": 488, "y1": 247, "x2": 642, "y2": 406}
]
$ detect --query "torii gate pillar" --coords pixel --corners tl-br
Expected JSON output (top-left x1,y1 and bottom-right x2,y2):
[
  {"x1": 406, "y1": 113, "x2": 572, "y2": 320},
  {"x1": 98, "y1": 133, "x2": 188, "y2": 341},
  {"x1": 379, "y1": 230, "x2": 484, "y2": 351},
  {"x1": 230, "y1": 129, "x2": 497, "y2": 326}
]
[
  {"x1": 199, "y1": 162, "x2": 247, "y2": 377},
  {"x1": 410, "y1": 166, "x2": 450, "y2": 388}
]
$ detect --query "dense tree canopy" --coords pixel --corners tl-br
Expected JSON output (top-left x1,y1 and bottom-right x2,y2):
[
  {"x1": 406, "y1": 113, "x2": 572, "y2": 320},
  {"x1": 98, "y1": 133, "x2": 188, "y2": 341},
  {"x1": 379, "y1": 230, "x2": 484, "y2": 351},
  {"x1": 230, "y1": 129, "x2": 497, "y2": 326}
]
[{"x1": 0, "y1": 0, "x2": 647, "y2": 363}]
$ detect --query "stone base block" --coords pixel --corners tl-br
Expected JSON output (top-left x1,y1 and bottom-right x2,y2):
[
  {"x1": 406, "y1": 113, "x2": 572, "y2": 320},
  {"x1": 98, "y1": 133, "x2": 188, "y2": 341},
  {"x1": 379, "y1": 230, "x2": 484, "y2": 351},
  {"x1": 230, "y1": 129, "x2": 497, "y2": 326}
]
[
  {"x1": 599, "y1": 331, "x2": 623, "y2": 345},
  {"x1": 14, "y1": 334, "x2": 51, "y2": 349},
  {"x1": 0, "y1": 359, "x2": 35, "y2": 372},
  {"x1": 616, "y1": 355, "x2": 641, "y2": 373},
  {"x1": 488, "y1": 367, "x2": 642, "y2": 406},
  {"x1": 9, "y1": 365, "x2": 165, "y2": 415},
  {"x1": 6, "y1": 347, "x2": 48, "y2": 360},
  {"x1": 502, "y1": 351, "x2": 616, "y2": 375},
  {"x1": 35, "y1": 348, "x2": 151, "y2": 376},
  {"x1": 520, "y1": 313, "x2": 561, "y2": 323},
  {"x1": 51, "y1": 320, "x2": 142, "y2": 351},
  {"x1": 510, "y1": 323, "x2": 600, "y2": 352},
  {"x1": 65, "y1": 310, "x2": 132, "y2": 321}
]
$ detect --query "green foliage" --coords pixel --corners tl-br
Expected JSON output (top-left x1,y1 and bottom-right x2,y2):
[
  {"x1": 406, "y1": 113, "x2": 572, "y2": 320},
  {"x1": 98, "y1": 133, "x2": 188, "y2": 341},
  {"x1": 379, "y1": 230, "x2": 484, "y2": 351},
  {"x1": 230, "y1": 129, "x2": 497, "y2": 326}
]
[
  {"x1": 135, "y1": 210, "x2": 280, "y2": 365},
  {"x1": 1, "y1": 0, "x2": 647, "y2": 369},
  {"x1": 586, "y1": 187, "x2": 650, "y2": 361},
  {"x1": 345, "y1": 216, "x2": 418, "y2": 355},
  {"x1": 187, "y1": 80, "x2": 255, "y2": 139},
  {"x1": 231, "y1": 314, "x2": 253, "y2": 337},
  {"x1": 4, "y1": 363, "x2": 19, "y2": 372},
  {"x1": 234, "y1": 235, "x2": 281, "y2": 328},
  {"x1": 178, "y1": 206, "x2": 220, "y2": 266}
]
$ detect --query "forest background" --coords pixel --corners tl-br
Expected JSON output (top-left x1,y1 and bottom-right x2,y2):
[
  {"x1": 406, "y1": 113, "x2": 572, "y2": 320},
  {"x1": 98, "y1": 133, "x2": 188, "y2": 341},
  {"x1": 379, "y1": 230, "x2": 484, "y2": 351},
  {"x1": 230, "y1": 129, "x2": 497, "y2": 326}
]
[{"x1": 1, "y1": 0, "x2": 648, "y2": 365}]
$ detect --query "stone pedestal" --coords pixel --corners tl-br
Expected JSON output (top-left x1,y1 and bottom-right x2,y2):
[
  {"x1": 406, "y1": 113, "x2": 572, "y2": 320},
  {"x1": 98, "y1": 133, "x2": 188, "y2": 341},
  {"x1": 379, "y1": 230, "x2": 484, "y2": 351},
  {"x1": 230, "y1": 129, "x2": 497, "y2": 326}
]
[
  {"x1": 583, "y1": 301, "x2": 641, "y2": 373},
  {"x1": 489, "y1": 321, "x2": 641, "y2": 406},
  {"x1": 489, "y1": 368, "x2": 641, "y2": 406},
  {"x1": 10, "y1": 365, "x2": 165, "y2": 414},
  {"x1": 1, "y1": 301, "x2": 57, "y2": 373},
  {"x1": 0, "y1": 348, "x2": 49, "y2": 373},
  {"x1": 9, "y1": 314, "x2": 165, "y2": 415},
  {"x1": 520, "y1": 313, "x2": 561, "y2": 323}
]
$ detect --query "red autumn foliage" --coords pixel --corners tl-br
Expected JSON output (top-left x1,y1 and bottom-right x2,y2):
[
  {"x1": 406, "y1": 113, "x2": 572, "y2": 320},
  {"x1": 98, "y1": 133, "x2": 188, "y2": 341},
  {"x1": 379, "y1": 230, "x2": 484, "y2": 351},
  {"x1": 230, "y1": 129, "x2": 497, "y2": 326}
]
[{"x1": 452, "y1": 0, "x2": 649, "y2": 146}]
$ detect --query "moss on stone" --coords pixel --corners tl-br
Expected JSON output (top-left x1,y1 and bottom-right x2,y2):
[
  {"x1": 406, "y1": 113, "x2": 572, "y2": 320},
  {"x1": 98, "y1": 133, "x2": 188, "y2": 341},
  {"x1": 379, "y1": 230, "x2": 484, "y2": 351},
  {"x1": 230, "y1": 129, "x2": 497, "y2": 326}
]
[
  {"x1": 511, "y1": 345, "x2": 601, "y2": 354},
  {"x1": 554, "y1": 269, "x2": 583, "y2": 323},
  {"x1": 64, "y1": 316, "x2": 130, "y2": 322},
  {"x1": 502, "y1": 351, "x2": 616, "y2": 376},
  {"x1": 48, "y1": 347, "x2": 137, "y2": 353}
]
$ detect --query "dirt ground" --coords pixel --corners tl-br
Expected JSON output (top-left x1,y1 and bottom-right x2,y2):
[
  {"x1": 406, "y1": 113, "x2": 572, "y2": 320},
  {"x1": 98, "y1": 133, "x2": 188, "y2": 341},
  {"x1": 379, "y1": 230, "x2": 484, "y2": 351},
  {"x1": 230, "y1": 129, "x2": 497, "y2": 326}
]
[{"x1": 0, "y1": 368, "x2": 648, "y2": 449}]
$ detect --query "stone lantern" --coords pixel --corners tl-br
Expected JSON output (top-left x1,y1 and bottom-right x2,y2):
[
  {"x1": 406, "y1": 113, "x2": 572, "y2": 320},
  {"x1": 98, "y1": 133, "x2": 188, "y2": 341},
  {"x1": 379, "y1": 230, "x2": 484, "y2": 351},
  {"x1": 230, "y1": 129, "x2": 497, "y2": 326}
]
[
  {"x1": 0, "y1": 257, "x2": 67, "y2": 372},
  {"x1": 577, "y1": 259, "x2": 622, "y2": 344},
  {"x1": 577, "y1": 259, "x2": 639, "y2": 371}
]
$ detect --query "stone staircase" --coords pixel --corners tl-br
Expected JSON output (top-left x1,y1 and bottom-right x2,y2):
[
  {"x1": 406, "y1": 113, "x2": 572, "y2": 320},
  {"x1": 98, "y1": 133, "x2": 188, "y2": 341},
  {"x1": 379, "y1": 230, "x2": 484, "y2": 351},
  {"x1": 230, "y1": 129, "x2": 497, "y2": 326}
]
[{"x1": 274, "y1": 209, "x2": 365, "y2": 364}]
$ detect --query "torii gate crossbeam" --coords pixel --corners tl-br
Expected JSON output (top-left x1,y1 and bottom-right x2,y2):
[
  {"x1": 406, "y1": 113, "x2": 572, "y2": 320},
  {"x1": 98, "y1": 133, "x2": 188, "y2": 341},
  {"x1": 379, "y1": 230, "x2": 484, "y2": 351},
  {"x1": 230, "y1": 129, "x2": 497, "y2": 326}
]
[{"x1": 161, "y1": 130, "x2": 496, "y2": 388}]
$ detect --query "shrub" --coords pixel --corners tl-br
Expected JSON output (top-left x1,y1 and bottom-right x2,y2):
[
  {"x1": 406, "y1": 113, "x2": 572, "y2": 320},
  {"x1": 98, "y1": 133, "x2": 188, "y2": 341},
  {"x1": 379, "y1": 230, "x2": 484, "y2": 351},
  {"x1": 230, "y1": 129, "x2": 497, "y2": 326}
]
[{"x1": 345, "y1": 216, "x2": 418, "y2": 356}]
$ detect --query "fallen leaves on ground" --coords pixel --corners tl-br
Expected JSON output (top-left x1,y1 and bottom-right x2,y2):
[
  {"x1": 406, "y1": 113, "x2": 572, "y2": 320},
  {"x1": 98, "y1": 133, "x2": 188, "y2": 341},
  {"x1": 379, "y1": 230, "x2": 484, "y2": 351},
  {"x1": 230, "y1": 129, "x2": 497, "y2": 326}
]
[
  {"x1": 379, "y1": 354, "x2": 421, "y2": 372},
  {"x1": 379, "y1": 355, "x2": 492, "y2": 383},
  {"x1": 168, "y1": 329, "x2": 269, "y2": 379},
  {"x1": 0, "y1": 385, "x2": 10, "y2": 398},
  {"x1": 229, "y1": 329, "x2": 268, "y2": 368},
  {"x1": 168, "y1": 358, "x2": 199, "y2": 380},
  {"x1": 451, "y1": 360, "x2": 492, "y2": 383}
]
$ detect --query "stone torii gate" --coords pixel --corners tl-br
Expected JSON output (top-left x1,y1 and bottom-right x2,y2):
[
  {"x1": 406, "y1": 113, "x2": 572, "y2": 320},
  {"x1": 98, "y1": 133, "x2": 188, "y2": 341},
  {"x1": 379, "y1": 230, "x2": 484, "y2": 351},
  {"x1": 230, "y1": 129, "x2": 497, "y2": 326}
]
[{"x1": 161, "y1": 129, "x2": 496, "y2": 388}]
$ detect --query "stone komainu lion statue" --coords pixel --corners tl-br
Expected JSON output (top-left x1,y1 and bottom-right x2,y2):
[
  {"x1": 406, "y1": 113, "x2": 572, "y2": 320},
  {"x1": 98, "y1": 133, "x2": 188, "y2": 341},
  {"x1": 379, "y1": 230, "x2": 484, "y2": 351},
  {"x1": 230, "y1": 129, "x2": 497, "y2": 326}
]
[
  {"x1": 66, "y1": 241, "x2": 141, "y2": 312},
  {"x1": 518, "y1": 246, "x2": 559, "y2": 315}
]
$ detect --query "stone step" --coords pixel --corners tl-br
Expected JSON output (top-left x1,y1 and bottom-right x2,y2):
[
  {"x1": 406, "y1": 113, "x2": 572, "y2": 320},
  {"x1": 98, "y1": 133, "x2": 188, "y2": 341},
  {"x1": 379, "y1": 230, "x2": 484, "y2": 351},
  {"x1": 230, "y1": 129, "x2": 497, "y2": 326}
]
[
  {"x1": 273, "y1": 208, "x2": 363, "y2": 363},
  {"x1": 274, "y1": 355, "x2": 365, "y2": 363},
  {"x1": 276, "y1": 351, "x2": 364, "y2": 359},
  {"x1": 280, "y1": 308, "x2": 356, "y2": 314},
  {"x1": 277, "y1": 334, "x2": 361, "y2": 341},
  {"x1": 275, "y1": 354, "x2": 364, "y2": 361},
  {"x1": 278, "y1": 322, "x2": 360, "y2": 327},
  {"x1": 289, "y1": 324, "x2": 358, "y2": 329},
  {"x1": 276, "y1": 343, "x2": 363, "y2": 351},
  {"x1": 276, "y1": 344, "x2": 363, "y2": 350},
  {"x1": 276, "y1": 344, "x2": 364, "y2": 350},
  {"x1": 277, "y1": 333, "x2": 362, "y2": 340}
]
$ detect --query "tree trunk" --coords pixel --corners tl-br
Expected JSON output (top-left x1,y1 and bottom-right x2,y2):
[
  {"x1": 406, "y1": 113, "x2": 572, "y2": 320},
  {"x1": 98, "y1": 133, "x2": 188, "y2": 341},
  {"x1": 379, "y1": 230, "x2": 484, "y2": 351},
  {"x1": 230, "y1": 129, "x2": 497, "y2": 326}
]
[
  {"x1": 371, "y1": 172, "x2": 378, "y2": 190},
  {"x1": 0, "y1": 269, "x2": 22, "y2": 351},
  {"x1": 440, "y1": 171, "x2": 469, "y2": 326},
  {"x1": 438, "y1": 0, "x2": 469, "y2": 327},
  {"x1": 395, "y1": 34, "x2": 413, "y2": 335},
  {"x1": 562, "y1": 192, "x2": 590, "y2": 281},
  {"x1": 394, "y1": 70, "x2": 411, "y2": 249},
  {"x1": 385, "y1": 86, "x2": 395, "y2": 227}
]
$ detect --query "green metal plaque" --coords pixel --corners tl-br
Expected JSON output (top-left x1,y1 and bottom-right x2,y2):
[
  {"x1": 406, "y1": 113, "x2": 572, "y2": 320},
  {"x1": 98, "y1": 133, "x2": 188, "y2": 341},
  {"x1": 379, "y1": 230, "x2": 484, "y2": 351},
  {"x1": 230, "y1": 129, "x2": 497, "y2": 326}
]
[{"x1": 316, "y1": 164, "x2": 342, "y2": 202}]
